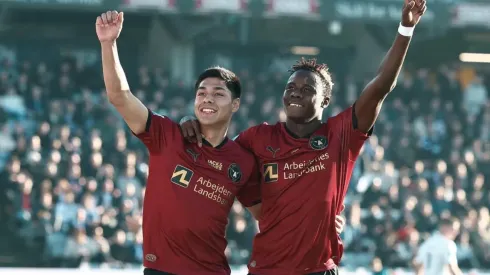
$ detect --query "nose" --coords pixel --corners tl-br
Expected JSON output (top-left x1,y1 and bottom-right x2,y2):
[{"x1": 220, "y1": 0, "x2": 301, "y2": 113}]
[
  {"x1": 203, "y1": 94, "x2": 214, "y2": 103},
  {"x1": 290, "y1": 89, "x2": 302, "y2": 99}
]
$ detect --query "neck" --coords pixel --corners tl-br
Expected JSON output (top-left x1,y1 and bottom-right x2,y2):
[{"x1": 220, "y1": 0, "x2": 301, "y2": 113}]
[
  {"x1": 285, "y1": 118, "x2": 322, "y2": 138},
  {"x1": 201, "y1": 123, "x2": 228, "y2": 147}
]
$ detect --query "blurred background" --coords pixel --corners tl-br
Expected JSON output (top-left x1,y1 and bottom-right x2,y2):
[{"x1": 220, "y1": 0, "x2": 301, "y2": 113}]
[{"x1": 0, "y1": 0, "x2": 490, "y2": 274}]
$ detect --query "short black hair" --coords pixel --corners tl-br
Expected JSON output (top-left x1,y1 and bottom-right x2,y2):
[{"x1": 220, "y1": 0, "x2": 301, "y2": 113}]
[
  {"x1": 194, "y1": 66, "x2": 241, "y2": 99},
  {"x1": 289, "y1": 57, "x2": 334, "y2": 99},
  {"x1": 439, "y1": 218, "x2": 458, "y2": 228}
]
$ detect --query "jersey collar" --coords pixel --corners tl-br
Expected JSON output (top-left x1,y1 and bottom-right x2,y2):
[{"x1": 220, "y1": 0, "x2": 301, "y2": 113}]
[{"x1": 202, "y1": 137, "x2": 229, "y2": 149}]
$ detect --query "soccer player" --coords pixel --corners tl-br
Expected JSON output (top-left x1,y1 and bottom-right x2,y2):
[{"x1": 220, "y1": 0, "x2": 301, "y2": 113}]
[
  {"x1": 96, "y1": 11, "x2": 262, "y2": 275},
  {"x1": 414, "y1": 219, "x2": 462, "y2": 275},
  {"x1": 180, "y1": 1, "x2": 427, "y2": 274}
]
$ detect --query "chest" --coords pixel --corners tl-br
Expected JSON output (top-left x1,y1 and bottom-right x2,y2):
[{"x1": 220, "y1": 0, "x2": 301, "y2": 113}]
[
  {"x1": 255, "y1": 133, "x2": 343, "y2": 195},
  {"x1": 154, "y1": 144, "x2": 246, "y2": 203}
]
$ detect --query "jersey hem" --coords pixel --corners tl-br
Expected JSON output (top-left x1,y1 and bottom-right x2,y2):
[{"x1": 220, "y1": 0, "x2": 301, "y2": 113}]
[{"x1": 248, "y1": 262, "x2": 337, "y2": 275}]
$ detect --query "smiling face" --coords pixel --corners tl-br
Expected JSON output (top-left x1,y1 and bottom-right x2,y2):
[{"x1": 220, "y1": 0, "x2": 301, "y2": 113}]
[
  {"x1": 194, "y1": 77, "x2": 239, "y2": 126},
  {"x1": 283, "y1": 70, "x2": 329, "y2": 123}
]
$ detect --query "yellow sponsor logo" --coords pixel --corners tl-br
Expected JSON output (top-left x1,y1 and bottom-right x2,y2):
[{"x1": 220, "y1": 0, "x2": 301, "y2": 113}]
[
  {"x1": 263, "y1": 163, "x2": 278, "y2": 183},
  {"x1": 171, "y1": 165, "x2": 194, "y2": 188}
]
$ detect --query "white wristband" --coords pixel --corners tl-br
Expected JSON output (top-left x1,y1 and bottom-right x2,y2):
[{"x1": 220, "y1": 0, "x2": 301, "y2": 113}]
[{"x1": 398, "y1": 23, "x2": 414, "y2": 37}]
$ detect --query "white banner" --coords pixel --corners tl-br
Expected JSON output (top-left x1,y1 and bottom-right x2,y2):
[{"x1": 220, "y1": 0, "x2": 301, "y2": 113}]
[
  {"x1": 195, "y1": 0, "x2": 247, "y2": 13},
  {"x1": 266, "y1": 0, "x2": 319, "y2": 16},
  {"x1": 121, "y1": 0, "x2": 176, "y2": 10},
  {"x1": 452, "y1": 3, "x2": 490, "y2": 27}
]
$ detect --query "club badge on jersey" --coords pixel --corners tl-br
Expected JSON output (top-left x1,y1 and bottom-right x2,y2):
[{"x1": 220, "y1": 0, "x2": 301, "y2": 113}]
[
  {"x1": 309, "y1": 135, "x2": 328, "y2": 150},
  {"x1": 228, "y1": 163, "x2": 242, "y2": 183}
]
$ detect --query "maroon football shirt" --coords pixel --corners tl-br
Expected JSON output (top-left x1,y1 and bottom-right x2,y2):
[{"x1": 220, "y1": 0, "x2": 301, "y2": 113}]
[
  {"x1": 134, "y1": 110, "x2": 261, "y2": 275},
  {"x1": 235, "y1": 106, "x2": 369, "y2": 274}
]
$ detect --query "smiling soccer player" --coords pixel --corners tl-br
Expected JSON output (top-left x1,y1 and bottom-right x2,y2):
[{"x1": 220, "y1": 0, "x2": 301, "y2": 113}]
[
  {"x1": 180, "y1": 1, "x2": 427, "y2": 274},
  {"x1": 96, "y1": 10, "x2": 262, "y2": 275}
]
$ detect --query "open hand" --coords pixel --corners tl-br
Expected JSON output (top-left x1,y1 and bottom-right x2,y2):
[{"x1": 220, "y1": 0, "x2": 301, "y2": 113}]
[{"x1": 401, "y1": 0, "x2": 427, "y2": 27}]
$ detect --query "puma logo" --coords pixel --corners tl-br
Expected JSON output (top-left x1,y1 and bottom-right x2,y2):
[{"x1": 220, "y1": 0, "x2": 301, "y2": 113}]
[
  {"x1": 266, "y1": 146, "x2": 280, "y2": 158},
  {"x1": 186, "y1": 148, "x2": 200, "y2": 162}
]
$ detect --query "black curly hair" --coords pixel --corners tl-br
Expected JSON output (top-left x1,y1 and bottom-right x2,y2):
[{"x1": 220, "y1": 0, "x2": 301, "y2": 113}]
[{"x1": 289, "y1": 57, "x2": 334, "y2": 100}]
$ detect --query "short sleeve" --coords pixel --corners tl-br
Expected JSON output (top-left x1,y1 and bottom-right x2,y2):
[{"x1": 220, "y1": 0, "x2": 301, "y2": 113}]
[
  {"x1": 413, "y1": 242, "x2": 427, "y2": 264},
  {"x1": 329, "y1": 105, "x2": 371, "y2": 161},
  {"x1": 233, "y1": 125, "x2": 260, "y2": 152},
  {"x1": 132, "y1": 109, "x2": 180, "y2": 154},
  {"x1": 446, "y1": 241, "x2": 458, "y2": 264},
  {"x1": 236, "y1": 161, "x2": 261, "y2": 207}
]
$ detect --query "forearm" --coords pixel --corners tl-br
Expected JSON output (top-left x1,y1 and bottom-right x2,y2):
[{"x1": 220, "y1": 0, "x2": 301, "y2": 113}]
[
  {"x1": 101, "y1": 41, "x2": 130, "y2": 105},
  {"x1": 450, "y1": 265, "x2": 463, "y2": 275},
  {"x1": 373, "y1": 32, "x2": 411, "y2": 96},
  {"x1": 100, "y1": 40, "x2": 149, "y2": 134}
]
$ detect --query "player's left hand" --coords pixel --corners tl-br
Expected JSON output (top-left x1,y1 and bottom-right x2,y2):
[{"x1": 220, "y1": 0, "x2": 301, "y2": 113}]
[
  {"x1": 401, "y1": 0, "x2": 427, "y2": 27},
  {"x1": 335, "y1": 205, "x2": 346, "y2": 235}
]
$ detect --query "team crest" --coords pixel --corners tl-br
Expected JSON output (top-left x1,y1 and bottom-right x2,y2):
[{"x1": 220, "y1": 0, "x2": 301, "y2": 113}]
[
  {"x1": 228, "y1": 163, "x2": 242, "y2": 183},
  {"x1": 145, "y1": 254, "x2": 157, "y2": 262},
  {"x1": 309, "y1": 135, "x2": 328, "y2": 150}
]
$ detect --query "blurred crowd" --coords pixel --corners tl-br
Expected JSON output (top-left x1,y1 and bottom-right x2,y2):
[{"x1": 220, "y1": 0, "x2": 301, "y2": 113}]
[{"x1": 0, "y1": 52, "x2": 490, "y2": 270}]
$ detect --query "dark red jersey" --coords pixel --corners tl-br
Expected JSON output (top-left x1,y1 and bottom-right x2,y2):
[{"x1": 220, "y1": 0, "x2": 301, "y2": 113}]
[
  {"x1": 134, "y1": 110, "x2": 261, "y2": 275},
  {"x1": 235, "y1": 106, "x2": 369, "y2": 275}
]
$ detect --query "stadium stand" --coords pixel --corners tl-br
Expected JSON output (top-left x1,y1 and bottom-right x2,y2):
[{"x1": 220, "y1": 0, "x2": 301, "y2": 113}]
[{"x1": 0, "y1": 53, "x2": 489, "y2": 273}]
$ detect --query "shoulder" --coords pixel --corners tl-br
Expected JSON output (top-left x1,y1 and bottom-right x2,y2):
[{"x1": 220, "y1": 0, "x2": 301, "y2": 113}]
[
  {"x1": 241, "y1": 122, "x2": 280, "y2": 136},
  {"x1": 325, "y1": 106, "x2": 354, "y2": 126},
  {"x1": 447, "y1": 239, "x2": 457, "y2": 251}
]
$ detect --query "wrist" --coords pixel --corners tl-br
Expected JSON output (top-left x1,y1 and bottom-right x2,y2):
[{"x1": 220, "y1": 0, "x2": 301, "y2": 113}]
[
  {"x1": 398, "y1": 23, "x2": 414, "y2": 37},
  {"x1": 100, "y1": 40, "x2": 117, "y2": 47},
  {"x1": 180, "y1": 116, "x2": 196, "y2": 125}
]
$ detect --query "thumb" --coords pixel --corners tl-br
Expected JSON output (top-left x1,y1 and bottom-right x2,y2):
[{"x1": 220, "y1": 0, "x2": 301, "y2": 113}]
[{"x1": 403, "y1": 1, "x2": 415, "y2": 13}]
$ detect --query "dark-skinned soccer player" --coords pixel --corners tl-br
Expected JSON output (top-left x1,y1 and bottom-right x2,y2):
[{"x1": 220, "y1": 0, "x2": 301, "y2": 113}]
[{"x1": 180, "y1": 1, "x2": 427, "y2": 274}]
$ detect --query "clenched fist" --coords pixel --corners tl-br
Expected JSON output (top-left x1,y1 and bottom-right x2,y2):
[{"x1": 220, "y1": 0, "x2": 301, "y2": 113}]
[
  {"x1": 96, "y1": 10, "x2": 124, "y2": 43},
  {"x1": 401, "y1": 0, "x2": 427, "y2": 27}
]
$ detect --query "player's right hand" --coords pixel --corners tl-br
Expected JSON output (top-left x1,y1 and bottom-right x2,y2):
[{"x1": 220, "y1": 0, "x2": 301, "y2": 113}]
[
  {"x1": 180, "y1": 116, "x2": 203, "y2": 147},
  {"x1": 96, "y1": 10, "x2": 124, "y2": 43}
]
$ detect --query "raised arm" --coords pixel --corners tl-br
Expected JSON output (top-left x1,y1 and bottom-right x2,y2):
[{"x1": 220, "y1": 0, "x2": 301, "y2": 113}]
[
  {"x1": 96, "y1": 11, "x2": 148, "y2": 135},
  {"x1": 354, "y1": 0, "x2": 426, "y2": 133}
]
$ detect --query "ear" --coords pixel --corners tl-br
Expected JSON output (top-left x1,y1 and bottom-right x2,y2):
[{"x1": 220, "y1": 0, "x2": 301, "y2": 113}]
[
  {"x1": 321, "y1": 97, "x2": 330, "y2": 108},
  {"x1": 232, "y1": 98, "x2": 240, "y2": 113}
]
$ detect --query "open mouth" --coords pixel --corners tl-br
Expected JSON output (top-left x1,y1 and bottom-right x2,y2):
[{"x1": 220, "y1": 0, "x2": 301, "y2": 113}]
[
  {"x1": 288, "y1": 103, "x2": 303, "y2": 108},
  {"x1": 199, "y1": 107, "x2": 217, "y2": 114}
]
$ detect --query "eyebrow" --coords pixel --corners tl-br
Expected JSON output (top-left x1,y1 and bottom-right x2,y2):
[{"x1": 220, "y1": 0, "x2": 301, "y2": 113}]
[
  {"x1": 198, "y1": 86, "x2": 227, "y2": 91},
  {"x1": 287, "y1": 82, "x2": 316, "y2": 89}
]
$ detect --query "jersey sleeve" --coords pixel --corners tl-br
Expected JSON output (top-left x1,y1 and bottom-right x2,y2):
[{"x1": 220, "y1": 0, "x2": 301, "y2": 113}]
[
  {"x1": 132, "y1": 109, "x2": 181, "y2": 154},
  {"x1": 236, "y1": 160, "x2": 261, "y2": 207},
  {"x1": 446, "y1": 241, "x2": 458, "y2": 264},
  {"x1": 329, "y1": 105, "x2": 372, "y2": 161},
  {"x1": 414, "y1": 242, "x2": 427, "y2": 264}
]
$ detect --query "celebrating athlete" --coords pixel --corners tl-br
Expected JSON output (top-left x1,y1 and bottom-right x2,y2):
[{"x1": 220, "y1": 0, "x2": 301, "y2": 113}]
[
  {"x1": 180, "y1": 1, "x2": 427, "y2": 274},
  {"x1": 96, "y1": 11, "x2": 264, "y2": 275}
]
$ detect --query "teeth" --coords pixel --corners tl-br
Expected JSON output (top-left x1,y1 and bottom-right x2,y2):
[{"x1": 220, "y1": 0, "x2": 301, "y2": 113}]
[
  {"x1": 290, "y1": 103, "x2": 302, "y2": 107},
  {"x1": 202, "y1": 108, "x2": 216, "y2": 113}
]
